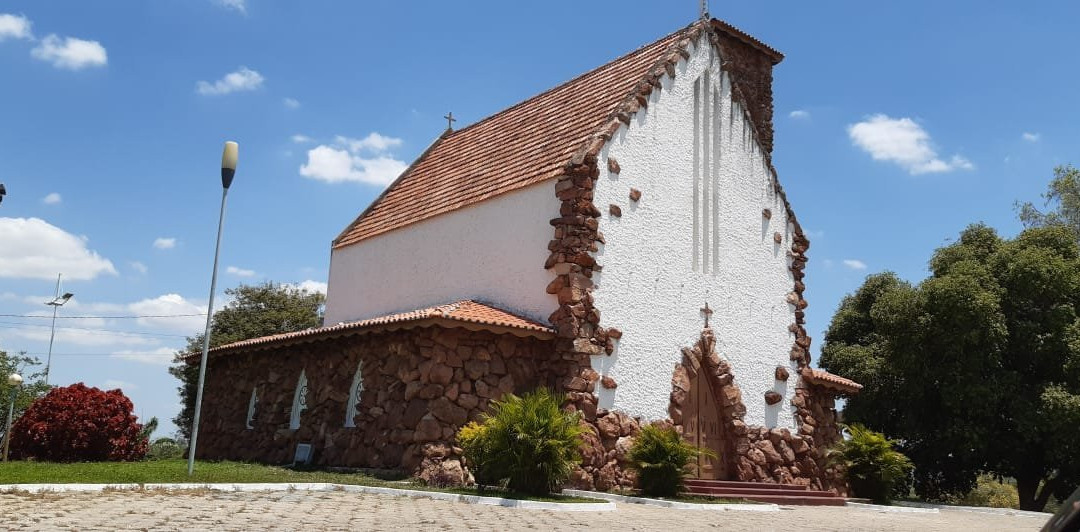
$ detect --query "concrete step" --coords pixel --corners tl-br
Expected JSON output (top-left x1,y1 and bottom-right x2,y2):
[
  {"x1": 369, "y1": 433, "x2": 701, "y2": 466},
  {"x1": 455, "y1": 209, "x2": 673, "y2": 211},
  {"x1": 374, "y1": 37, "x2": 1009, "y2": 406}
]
[
  {"x1": 684, "y1": 479, "x2": 808, "y2": 491},
  {"x1": 725, "y1": 494, "x2": 847, "y2": 506},
  {"x1": 686, "y1": 485, "x2": 838, "y2": 498},
  {"x1": 683, "y1": 479, "x2": 846, "y2": 506}
]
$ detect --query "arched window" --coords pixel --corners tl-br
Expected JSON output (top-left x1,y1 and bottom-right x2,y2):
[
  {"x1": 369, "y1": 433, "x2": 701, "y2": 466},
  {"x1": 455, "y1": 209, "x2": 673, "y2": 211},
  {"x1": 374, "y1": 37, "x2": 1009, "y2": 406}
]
[
  {"x1": 290, "y1": 370, "x2": 308, "y2": 430},
  {"x1": 345, "y1": 361, "x2": 363, "y2": 428},
  {"x1": 245, "y1": 387, "x2": 258, "y2": 429}
]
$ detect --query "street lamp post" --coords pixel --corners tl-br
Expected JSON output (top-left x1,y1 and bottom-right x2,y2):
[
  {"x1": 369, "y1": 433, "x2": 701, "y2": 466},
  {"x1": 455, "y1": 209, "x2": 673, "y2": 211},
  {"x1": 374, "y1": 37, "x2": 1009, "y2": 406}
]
[
  {"x1": 44, "y1": 274, "x2": 74, "y2": 386},
  {"x1": 187, "y1": 141, "x2": 239, "y2": 476},
  {"x1": 3, "y1": 373, "x2": 23, "y2": 462}
]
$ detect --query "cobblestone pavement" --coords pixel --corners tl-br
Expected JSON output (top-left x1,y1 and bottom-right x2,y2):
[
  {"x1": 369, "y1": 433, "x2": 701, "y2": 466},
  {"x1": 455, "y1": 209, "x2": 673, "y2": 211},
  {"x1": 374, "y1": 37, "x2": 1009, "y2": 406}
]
[{"x1": 0, "y1": 490, "x2": 1048, "y2": 531}]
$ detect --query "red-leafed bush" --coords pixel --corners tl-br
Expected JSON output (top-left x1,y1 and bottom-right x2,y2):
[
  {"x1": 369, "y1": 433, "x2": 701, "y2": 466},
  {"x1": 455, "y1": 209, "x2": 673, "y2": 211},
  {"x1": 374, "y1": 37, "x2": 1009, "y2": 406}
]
[{"x1": 10, "y1": 383, "x2": 148, "y2": 462}]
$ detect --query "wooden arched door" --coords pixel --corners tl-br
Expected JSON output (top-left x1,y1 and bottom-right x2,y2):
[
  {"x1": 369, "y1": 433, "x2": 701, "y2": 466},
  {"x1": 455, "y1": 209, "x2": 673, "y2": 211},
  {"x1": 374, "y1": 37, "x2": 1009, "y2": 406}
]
[{"x1": 683, "y1": 365, "x2": 728, "y2": 479}]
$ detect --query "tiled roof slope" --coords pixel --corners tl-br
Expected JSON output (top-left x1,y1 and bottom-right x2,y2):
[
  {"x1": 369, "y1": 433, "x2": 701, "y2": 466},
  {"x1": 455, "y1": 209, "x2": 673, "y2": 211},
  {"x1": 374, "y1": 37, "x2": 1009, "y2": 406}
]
[
  {"x1": 207, "y1": 300, "x2": 554, "y2": 356},
  {"x1": 801, "y1": 368, "x2": 863, "y2": 394},
  {"x1": 337, "y1": 18, "x2": 781, "y2": 248}
]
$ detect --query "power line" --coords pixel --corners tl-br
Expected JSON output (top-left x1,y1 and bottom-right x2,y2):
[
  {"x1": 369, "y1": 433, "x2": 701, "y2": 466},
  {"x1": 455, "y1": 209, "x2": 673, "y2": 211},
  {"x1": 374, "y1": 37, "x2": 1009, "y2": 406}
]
[
  {"x1": 21, "y1": 352, "x2": 178, "y2": 358},
  {"x1": 0, "y1": 313, "x2": 206, "y2": 320},
  {"x1": 0, "y1": 321, "x2": 190, "y2": 339}
]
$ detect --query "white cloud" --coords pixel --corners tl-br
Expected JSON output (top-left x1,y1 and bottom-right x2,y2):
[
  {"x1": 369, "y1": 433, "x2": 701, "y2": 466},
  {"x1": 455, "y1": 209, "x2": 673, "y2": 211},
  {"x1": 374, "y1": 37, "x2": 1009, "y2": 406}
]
[
  {"x1": 847, "y1": 114, "x2": 972, "y2": 175},
  {"x1": 1022, "y1": 132, "x2": 1040, "y2": 143},
  {"x1": 0, "y1": 13, "x2": 32, "y2": 41},
  {"x1": 283, "y1": 97, "x2": 300, "y2": 109},
  {"x1": 300, "y1": 133, "x2": 407, "y2": 186},
  {"x1": 128, "y1": 293, "x2": 206, "y2": 333},
  {"x1": 0, "y1": 217, "x2": 116, "y2": 280},
  {"x1": 42, "y1": 192, "x2": 61, "y2": 205},
  {"x1": 196, "y1": 66, "x2": 264, "y2": 96},
  {"x1": 287, "y1": 279, "x2": 327, "y2": 294},
  {"x1": 217, "y1": 0, "x2": 246, "y2": 13},
  {"x1": 130, "y1": 261, "x2": 148, "y2": 274},
  {"x1": 789, "y1": 110, "x2": 810, "y2": 120},
  {"x1": 336, "y1": 133, "x2": 403, "y2": 153},
  {"x1": 822, "y1": 259, "x2": 835, "y2": 270},
  {"x1": 31, "y1": 34, "x2": 107, "y2": 70},
  {"x1": 112, "y1": 347, "x2": 177, "y2": 366},
  {"x1": 226, "y1": 265, "x2": 256, "y2": 277},
  {"x1": 103, "y1": 379, "x2": 137, "y2": 391},
  {"x1": 291, "y1": 134, "x2": 313, "y2": 144},
  {"x1": 153, "y1": 237, "x2": 176, "y2": 250},
  {"x1": 843, "y1": 259, "x2": 867, "y2": 270}
]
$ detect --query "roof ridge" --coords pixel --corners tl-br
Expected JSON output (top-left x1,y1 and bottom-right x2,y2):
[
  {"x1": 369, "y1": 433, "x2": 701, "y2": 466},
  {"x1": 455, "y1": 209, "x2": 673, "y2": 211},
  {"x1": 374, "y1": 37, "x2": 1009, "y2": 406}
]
[{"x1": 441, "y1": 20, "x2": 701, "y2": 142}]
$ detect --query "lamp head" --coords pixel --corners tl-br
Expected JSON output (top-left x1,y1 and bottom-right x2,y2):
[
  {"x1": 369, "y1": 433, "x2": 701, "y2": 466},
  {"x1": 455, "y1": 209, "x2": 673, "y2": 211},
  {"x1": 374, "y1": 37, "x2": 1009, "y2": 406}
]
[
  {"x1": 7, "y1": 373, "x2": 22, "y2": 386},
  {"x1": 0, "y1": 183, "x2": 6, "y2": 205},
  {"x1": 221, "y1": 141, "x2": 239, "y2": 189},
  {"x1": 61, "y1": 293, "x2": 73, "y2": 302}
]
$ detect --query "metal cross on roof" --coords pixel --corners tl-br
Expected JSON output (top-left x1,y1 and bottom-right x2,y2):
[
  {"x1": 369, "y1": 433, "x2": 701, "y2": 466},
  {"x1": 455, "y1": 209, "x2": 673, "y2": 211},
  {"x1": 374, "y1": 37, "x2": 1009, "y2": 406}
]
[
  {"x1": 700, "y1": 0, "x2": 708, "y2": 18},
  {"x1": 444, "y1": 112, "x2": 456, "y2": 131},
  {"x1": 701, "y1": 302, "x2": 713, "y2": 328}
]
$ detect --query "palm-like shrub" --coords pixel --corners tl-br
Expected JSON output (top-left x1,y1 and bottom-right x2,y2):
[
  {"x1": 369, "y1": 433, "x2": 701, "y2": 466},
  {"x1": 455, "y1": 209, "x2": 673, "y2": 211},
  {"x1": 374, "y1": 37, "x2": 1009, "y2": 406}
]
[
  {"x1": 457, "y1": 388, "x2": 584, "y2": 496},
  {"x1": 457, "y1": 421, "x2": 496, "y2": 490},
  {"x1": 628, "y1": 424, "x2": 715, "y2": 497},
  {"x1": 828, "y1": 424, "x2": 914, "y2": 504}
]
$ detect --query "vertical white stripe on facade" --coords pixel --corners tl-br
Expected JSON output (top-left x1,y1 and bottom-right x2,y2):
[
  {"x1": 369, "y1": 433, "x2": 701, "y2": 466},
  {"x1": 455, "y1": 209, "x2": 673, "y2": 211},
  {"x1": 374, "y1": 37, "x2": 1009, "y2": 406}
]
[
  {"x1": 692, "y1": 77, "x2": 700, "y2": 272},
  {"x1": 712, "y1": 81, "x2": 722, "y2": 273},
  {"x1": 702, "y1": 73, "x2": 711, "y2": 274}
]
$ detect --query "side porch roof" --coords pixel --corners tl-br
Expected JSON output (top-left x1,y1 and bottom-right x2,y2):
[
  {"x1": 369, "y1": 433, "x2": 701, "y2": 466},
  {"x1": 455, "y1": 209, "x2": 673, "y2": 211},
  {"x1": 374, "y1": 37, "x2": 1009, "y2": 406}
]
[{"x1": 205, "y1": 300, "x2": 555, "y2": 358}]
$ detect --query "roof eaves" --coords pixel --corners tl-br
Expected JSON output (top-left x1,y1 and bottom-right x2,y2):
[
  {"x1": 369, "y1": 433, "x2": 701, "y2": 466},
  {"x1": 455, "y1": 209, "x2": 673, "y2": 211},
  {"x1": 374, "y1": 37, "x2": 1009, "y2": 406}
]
[{"x1": 568, "y1": 20, "x2": 708, "y2": 168}]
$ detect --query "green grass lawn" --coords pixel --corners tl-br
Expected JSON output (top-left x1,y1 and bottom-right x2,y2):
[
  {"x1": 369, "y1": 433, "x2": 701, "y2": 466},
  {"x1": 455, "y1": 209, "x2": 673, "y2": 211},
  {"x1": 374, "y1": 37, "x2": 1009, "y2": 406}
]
[
  {"x1": 0, "y1": 459, "x2": 395, "y2": 486},
  {"x1": 0, "y1": 459, "x2": 604, "y2": 503}
]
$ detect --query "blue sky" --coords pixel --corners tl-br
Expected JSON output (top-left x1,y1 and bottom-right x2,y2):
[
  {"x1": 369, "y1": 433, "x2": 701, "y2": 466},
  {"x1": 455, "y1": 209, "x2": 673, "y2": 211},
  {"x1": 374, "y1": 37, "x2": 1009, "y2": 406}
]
[{"x1": 0, "y1": 2, "x2": 1077, "y2": 437}]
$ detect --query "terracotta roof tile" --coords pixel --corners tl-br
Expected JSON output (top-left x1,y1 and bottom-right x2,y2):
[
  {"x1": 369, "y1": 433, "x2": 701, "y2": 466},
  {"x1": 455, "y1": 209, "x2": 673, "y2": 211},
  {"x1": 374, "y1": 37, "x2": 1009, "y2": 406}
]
[
  {"x1": 333, "y1": 21, "x2": 703, "y2": 248},
  {"x1": 800, "y1": 368, "x2": 863, "y2": 394},
  {"x1": 207, "y1": 300, "x2": 554, "y2": 356}
]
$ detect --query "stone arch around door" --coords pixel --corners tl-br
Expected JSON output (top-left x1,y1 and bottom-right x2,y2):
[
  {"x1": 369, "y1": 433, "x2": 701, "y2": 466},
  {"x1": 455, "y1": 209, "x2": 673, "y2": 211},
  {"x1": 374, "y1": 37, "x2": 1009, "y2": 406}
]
[{"x1": 668, "y1": 327, "x2": 747, "y2": 480}]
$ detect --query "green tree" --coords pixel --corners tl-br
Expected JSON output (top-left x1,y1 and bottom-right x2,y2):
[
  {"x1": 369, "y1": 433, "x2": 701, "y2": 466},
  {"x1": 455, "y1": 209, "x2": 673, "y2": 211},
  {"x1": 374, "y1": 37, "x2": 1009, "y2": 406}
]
[
  {"x1": 168, "y1": 282, "x2": 324, "y2": 440},
  {"x1": 821, "y1": 224, "x2": 1080, "y2": 511},
  {"x1": 0, "y1": 350, "x2": 51, "y2": 442},
  {"x1": 1016, "y1": 164, "x2": 1080, "y2": 240}
]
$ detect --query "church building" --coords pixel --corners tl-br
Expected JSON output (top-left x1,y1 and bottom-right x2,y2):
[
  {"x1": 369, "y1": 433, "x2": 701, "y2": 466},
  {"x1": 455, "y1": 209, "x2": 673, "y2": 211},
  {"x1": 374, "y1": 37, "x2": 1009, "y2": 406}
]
[{"x1": 196, "y1": 16, "x2": 862, "y2": 492}]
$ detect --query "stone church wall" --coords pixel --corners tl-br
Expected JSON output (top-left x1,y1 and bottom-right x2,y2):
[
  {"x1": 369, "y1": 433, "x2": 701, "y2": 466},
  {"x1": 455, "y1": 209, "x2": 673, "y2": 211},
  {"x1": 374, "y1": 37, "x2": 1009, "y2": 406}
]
[
  {"x1": 324, "y1": 182, "x2": 561, "y2": 326},
  {"x1": 588, "y1": 32, "x2": 800, "y2": 429},
  {"x1": 195, "y1": 326, "x2": 573, "y2": 482}
]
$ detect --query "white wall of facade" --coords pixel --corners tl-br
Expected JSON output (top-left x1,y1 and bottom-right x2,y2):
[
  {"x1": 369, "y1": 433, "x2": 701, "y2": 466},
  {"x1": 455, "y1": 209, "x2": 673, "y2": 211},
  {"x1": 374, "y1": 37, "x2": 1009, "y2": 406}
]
[
  {"x1": 324, "y1": 182, "x2": 561, "y2": 325},
  {"x1": 590, "y1": 35, "x2": 799, "y2": 429}
]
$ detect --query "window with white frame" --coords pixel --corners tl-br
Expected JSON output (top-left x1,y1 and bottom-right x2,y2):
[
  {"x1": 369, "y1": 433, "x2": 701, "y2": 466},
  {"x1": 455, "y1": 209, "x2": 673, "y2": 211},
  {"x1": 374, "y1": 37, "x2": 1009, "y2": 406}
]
[
  {"x1": 344, "y1": 361, "x2": 363, "y2": 428},
  {"x1": 289, "y1": 370, "x2": 308, "y2": 430}
]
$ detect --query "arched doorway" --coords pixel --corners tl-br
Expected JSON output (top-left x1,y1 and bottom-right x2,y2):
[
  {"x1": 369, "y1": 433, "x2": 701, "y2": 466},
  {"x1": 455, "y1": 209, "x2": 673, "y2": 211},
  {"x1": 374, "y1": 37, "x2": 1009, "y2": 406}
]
[{"x1": 683, "y1": 362, "x2": 729, "y2": 479}]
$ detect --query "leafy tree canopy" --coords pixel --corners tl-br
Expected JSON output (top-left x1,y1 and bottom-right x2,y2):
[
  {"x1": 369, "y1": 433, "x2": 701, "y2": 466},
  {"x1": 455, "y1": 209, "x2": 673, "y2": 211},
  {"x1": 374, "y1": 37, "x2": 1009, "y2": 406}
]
[
  {"x1": 1017, "y1": 164, "x2": 1080, "y2": 240},
  {"x1": 821, "y1": 223, "x2": 1080, "y2": 511},
  {"x1": 168, "y1": 282, "x2": 325, "y2": 440}
]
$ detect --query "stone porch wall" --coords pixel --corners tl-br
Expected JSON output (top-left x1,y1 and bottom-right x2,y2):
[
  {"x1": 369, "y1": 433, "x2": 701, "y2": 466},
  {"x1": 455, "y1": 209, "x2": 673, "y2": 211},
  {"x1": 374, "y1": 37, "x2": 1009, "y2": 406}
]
[{"x1": 196, "y1": 326, "x2": 569, "y2": 483}]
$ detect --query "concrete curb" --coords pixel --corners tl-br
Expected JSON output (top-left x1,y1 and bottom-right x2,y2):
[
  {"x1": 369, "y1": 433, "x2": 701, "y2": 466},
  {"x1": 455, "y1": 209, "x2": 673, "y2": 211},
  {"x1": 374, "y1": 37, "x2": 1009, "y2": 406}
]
[
  {"x1": 895, "y1": 501, "x2": 1050, "y2": 518},
  {"x1": 563, "y1": 489, "x2": 779, "y2": 512},
  {"x1": 846, "y1": 501, "x2": 938, "y2": 513},
  {"x1": 0, "y1": 483, "x2": 615, "y2": 512}
]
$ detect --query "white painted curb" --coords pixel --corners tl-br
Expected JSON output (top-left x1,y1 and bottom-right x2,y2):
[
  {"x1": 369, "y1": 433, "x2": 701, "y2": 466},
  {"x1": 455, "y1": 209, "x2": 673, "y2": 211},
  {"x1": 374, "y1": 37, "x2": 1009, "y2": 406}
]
[
  {"x1": 846, "y1": 501, "x2": 938, "y2": 513},
  {"x1": 895, "y1": 501, "x2": 1050, "y2": 518},
  {"x1": 0, "y1": 483, "x2": 615, "y2": 512},
  {"x1": 563, "y1": 489, "x2": 779, "y2": 512}
]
